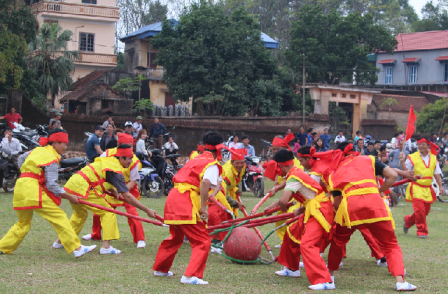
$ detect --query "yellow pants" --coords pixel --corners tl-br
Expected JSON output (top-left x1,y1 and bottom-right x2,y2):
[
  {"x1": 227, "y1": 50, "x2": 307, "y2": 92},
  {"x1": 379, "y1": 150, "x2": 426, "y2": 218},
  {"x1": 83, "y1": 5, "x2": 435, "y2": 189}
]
[
  {"x1": 0, "y1": 194, "x2": 81, "y2": 254},
  {"x1": 69, "y1": 191, "x2": 119, "y2": 241},
  {"x1": 276, "y1": 202, "x2": 301, "y2": 242}
]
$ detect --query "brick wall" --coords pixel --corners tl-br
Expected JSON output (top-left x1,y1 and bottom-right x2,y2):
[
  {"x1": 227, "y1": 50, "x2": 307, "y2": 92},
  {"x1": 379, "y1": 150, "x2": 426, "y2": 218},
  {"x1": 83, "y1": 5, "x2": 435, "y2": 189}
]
[{"x1": 377, "y1": 111, "x2": 409, "y2": 130}]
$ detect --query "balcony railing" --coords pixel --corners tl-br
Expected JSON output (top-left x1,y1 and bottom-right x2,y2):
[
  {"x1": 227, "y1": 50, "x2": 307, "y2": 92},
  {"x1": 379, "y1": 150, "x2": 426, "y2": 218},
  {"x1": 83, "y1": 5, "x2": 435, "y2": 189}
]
[
  {"x1": 147, "y1": 68, "x2": 164, "y2": 79},
  {"x1": 31, "y1": 1, "x2": 119, "y2": 20},
  {"x1": 76, "y1": 52, "x2": 117, "y2": 65}
]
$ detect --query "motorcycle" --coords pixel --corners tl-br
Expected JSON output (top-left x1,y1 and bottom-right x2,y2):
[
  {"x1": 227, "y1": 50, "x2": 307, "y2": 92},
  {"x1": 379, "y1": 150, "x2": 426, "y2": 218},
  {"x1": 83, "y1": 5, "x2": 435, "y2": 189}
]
[
  {"x1": 165, "y1": 153, "x2": 182, "y2": 175},
  {"x1": 0, "y1": 149, "x2": 21, "y2": 192},
  {"x1": 58, "y1": 157, "x2": 88, "y2": 181},
  {"x1": 30, "y1": 125, "x2": 49, "y2": 143},
  {"x1": 260, "y1": 139, "x2": 272, "y2": 161},
  {"x1": 10, "y1": 122, "x2": 40, "y2": 150},
  {"x1": 241, "y1": 156, "x2": 265, "y2": 197},
  {"x1": 220, "y1": 135, "x2": 234, "y2": 163},
  {"x1": 433, "y1": 172, "x2": 448, "y2": 203},
  {"x1": 137, "y1": 153, "x2": 165, "y2": 198}
]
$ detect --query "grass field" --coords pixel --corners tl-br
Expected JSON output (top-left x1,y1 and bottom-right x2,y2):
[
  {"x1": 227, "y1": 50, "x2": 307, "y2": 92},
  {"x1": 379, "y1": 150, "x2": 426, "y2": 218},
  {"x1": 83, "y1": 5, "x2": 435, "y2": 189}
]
[{"x1": 1, "y1": 180, "x2": 448, "y2": 293}]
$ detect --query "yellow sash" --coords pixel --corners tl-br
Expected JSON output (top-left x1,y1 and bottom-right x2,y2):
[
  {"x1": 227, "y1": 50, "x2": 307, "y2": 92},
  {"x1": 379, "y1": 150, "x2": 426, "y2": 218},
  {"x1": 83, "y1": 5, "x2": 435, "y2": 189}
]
[
  {"x1": 174, "y1": 182, "x2": 201, "y2": 221},
  {"x1": 302, "y1": 192, "x2": 332, "y2": 232}
]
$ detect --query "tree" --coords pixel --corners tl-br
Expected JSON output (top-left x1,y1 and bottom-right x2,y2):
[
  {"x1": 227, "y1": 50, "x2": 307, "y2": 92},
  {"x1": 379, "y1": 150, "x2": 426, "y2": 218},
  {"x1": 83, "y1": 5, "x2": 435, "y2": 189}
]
[
  {"x1": 151, "y1": 4, "x2": 283, "y2": 116},
  {"x1": 412, "y1": 0, "x2": 448, "y2": 32},
  {"x1": 0, "y1": 0, "x2": 39, "y2": 97},
  {"x1": 28, "y1": 23, "x2": 79, "y2": 107},
  {"x1": 379, "y1": 97, "x2": 399, "y2": 119},
  {"x1": 287, "y1": 5, "x2": 397, "y2": 85},
  {"x1": 417, "y1": 99, "x2": 448, "y2": 134},
  {"x1": 133, "y1": 98, "x2": 154, "y2": 118}
]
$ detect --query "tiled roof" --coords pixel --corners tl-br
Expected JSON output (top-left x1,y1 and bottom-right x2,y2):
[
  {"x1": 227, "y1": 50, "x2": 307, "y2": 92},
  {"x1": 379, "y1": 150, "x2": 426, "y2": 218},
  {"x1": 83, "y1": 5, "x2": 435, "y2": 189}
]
[
  {"x1": 394, "y1": 30, "x2": 448, "y2": 52},
  {"x1": 435, "y1": 56, "x2": 448, "y2": 61},
  {"x1": 60, "y1": 83, "x2": 125, "y2": 101},
  {"x1": 402, "y1": 57, "x2": 420, "y2": 63},
  {"x1": 372, "y1": 94, "x2": 430, "y2": 113},
  {"x1": 71, "y1": 69, "x2": 110, "y2": 91},
  {"x1": 378, "y1": 59, "x2": 396, "y2": 64}
]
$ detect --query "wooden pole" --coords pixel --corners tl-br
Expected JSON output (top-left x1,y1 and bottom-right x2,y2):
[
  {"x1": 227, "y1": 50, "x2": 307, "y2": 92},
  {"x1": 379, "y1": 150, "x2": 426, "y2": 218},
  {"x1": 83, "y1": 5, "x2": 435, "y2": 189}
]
[{"x1": 302, "y1": 50, "x2": 306, "y2": 125}]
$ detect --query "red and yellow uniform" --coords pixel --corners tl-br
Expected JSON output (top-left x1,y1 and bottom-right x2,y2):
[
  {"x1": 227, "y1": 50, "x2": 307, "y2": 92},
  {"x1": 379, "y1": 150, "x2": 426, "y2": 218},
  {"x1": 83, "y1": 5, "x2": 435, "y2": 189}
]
[
  {"x1": 153, "y1": 151, "x2": 221, "y2": 278},
  {"x1": 221, "y1": 160, "x2": 245, "y2": 217},
  {"x1": 404, "y1": 151, "x2": 437, "y2": 237},
  {"x1": 277, "y1": 166, "x2": 333, "y2": 285},
  {"x1": 64, "y1": 157, "x2": 124, "y2": 242},
  {"x1": 327, "y1": 155, "x2": 405, "y2": 278},
  {"x1": 0, "y1": 145, "x2": 81, "y2": 254},
  {"x1": 90, "y1": 147, "x2": 144, "y2": 243}
]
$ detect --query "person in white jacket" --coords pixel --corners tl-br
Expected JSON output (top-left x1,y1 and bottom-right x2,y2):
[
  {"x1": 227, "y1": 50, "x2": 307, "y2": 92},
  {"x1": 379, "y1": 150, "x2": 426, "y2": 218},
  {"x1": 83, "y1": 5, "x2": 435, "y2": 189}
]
[{"x1": 135, "y1": 129, "x2": 149, "y2": 156}]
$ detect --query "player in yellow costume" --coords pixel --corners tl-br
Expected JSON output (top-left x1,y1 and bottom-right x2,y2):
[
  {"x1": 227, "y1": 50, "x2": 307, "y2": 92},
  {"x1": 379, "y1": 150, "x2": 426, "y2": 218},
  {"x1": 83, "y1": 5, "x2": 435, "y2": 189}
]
[
  {"x1": 0, "y1": 129, "x2": 96, "y2": 258},
  {"x1": 54, "y1": 145, "x2": 157, "y2": 255}
]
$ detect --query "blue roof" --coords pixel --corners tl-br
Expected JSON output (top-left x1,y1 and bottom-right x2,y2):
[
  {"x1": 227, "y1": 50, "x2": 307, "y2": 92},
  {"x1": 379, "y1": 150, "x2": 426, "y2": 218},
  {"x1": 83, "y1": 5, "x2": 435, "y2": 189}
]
[{"x1": 120, "y1": 20, "x2": 279, "y2": 49}]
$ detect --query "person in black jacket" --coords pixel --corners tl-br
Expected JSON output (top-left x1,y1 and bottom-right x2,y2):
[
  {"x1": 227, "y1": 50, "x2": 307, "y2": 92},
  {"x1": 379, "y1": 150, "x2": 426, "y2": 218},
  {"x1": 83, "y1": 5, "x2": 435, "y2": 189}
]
[
  {"x1": 100, "y1": 123, "x2": 117, "y2": 150},
  {"x1": 148, "y1": 117, "x2": 167, "y2": 150}
]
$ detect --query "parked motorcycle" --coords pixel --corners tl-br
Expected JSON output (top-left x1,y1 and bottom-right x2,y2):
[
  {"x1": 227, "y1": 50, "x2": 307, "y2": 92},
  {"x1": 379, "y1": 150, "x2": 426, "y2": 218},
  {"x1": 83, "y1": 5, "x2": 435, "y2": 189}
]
[
  {"x1": 165, "y1": 153, "x2": 182, "y2": 175},
  {"x1": 0, "y1": 149, "x2": 20, "y2": 192},
  {"x1": 58, "y1": 157, "x2": 88, "y2": 181},
  {"x1": 220, "y1": 135, "x2": 234, "y2": 163},
  {"x1": 432, "y1": 173, "x2": 448, "y2": 203},
  {"x1": 241, "y1": 156, "x2": 264, "y2": 197},
  {"x1": 137, "y1": 153, "x2": 165, "y2": 198},
  {"x1": 260, "y1": 139, "x2": 273, "y2": 161}
]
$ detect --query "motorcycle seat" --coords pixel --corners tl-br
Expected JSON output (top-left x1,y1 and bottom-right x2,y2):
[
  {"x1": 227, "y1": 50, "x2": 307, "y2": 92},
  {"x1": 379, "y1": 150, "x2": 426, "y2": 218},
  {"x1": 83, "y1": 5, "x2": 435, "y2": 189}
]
[
  {"x1": 60, "y1": 157, "x2": 85, "y2": 168},
  {"x1": 20, "y1": 131, "x2": 38, "y2": 137}
]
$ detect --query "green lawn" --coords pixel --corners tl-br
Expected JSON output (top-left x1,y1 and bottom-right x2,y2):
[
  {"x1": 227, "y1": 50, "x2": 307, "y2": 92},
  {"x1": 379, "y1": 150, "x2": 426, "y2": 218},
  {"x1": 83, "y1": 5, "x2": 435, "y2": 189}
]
[{"x1": 1, "y1": 181, "x2": 448, "y2": 293}]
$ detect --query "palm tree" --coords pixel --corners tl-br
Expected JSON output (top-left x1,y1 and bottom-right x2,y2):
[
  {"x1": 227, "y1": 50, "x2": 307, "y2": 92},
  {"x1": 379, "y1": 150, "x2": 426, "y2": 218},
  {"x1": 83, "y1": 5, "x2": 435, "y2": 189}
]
[{"x1": 28, "y1": 23, "x2": 79, "y2": 107}]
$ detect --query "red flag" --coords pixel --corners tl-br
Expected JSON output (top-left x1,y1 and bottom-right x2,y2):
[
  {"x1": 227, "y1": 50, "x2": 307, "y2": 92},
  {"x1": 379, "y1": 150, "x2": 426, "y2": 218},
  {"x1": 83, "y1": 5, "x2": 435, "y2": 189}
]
[{"x1": 405, "y1": 105, "x2": 417, "y2": 141}]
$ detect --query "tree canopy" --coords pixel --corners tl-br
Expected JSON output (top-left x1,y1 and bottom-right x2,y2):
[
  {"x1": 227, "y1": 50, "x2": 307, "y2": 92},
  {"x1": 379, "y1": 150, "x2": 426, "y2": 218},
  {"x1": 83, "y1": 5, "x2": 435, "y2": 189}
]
[
  {"x1": 417, "y1": 98, "x2": 448, "y2": 134},
  {"x1": 151, "y1": 3, "x2": 284, "y2": 116},
  {"x1": 287, "y1": 5, "x2": 397, "y2": 85},
  {"x1": 412, "y1": 0, "x2": 448, "y2": 32}
]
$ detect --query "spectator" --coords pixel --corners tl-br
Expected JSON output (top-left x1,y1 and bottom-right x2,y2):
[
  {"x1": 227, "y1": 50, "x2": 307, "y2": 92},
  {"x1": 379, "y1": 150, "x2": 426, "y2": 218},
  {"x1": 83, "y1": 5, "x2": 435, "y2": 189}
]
[
  {"x1": 100, "y1": 123, "x2": 117, "y2": 150},
  {"x1": 362, "y1": 142, "x2": 377, "y2": 156},
  {"x1": 102, "y1": 116, "x2": 115, "y2": 130},
  {"x1": 285, "y1": 128, "x2": 292, "y2": 136},
  {"x1": 0, "y1": 106, "x2": 22, "y2": 129},
  {"x1": 354, "y1": 131, "x2": 363, "y2": 143},
  {"x1": 379, "y1": 144, "x2": 389, "y2": 163},
  {"x1": 136, "y1": 129, "x2": 148, "y2": 156},
  {"x1": 334, "y1": 131, "x2": 346, "y2": 145},
  {"x1": 239, "y1": 135, "x2": 255, "y2": 157},
  {"x1": 391, "y1": 133, "x2": 399, "y2": 148},
  {"x1": 354, "y1": 139, "x2": 364, "y2": 152},
  {"x1": 442, "y1": 133, "x2": 448, "y2": 147},
  {"x1": 388, "y1": 140, "x2": 409, "y2": 169},
  {"x1": 164, "y1": 136, "x2": 179, "y2": 156},
  {"x1": 320, "y1": 128, "x2": 331, "y2": 149},
  {"x1": 48, "y1": 113, "x2": 62, "y2": 130},
  {"x1": 313, "y1": 138, "x2": 328, "y2": 152},
  {"x1": 229, "y1": 135, "x2": 241, "y2": 149},
  {"x1": 148, "y1": 117, "x2": 167, "y2": 150},
  {"x1": 0, "y1": 127, "x2": 22, "y2": 190},
  {"x1": 397, "y1": 131, "x2": 404, "y2": 145},
  {"x1": 124, "y1": 121, "x2": 134, "y2": 136},
  {"x1": 306, "y1": 128, "x2": 314, "y2": 146},
  {"x1": 374, "y1": 140, "x2": 382, "y2": 156},
  {"x1": 85, "y1": 125, "x2": 104, "y2": 161},
  {"x1": 115, "y1": 128, "x2": 123, "y2": 138},
  {"x1": 133, "y1": 116, "x2": 143, "y2": 138},
  {"x1": 430, "y1": 132, "x2": 438, "y2": 143},
  {"x1": 296, "y1": 126, "x2": 307, "y2": 146},
  {"x1": 293, "y1": 138, "x2": 300, "y2": 154},
  {"x1": 312, "y1": 131, "x2": 318, "y2": 141}
]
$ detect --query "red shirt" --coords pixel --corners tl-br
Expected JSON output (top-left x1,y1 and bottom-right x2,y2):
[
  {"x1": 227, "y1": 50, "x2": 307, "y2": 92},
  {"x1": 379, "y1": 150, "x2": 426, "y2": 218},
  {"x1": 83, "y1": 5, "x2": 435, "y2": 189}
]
[{"x1": 4, "y1": 113, "x2": 22, "y2": 129}]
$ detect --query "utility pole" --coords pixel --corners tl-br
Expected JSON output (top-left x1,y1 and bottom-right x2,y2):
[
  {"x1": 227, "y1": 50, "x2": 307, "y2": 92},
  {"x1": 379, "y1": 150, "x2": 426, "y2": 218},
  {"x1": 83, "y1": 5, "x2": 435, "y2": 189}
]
[
  {"x1": 439, "y1": 88, "x2": 448, "y2": 137},
  {"x1": 302, "y1": 49, "x2": 306, "y2": 125}
]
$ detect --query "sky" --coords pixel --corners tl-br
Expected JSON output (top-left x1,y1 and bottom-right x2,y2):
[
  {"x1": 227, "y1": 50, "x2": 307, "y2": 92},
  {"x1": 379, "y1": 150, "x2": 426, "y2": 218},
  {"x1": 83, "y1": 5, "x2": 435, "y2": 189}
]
[{"x1": 410, "y1": 0, "x2": 428, "y2": 17}]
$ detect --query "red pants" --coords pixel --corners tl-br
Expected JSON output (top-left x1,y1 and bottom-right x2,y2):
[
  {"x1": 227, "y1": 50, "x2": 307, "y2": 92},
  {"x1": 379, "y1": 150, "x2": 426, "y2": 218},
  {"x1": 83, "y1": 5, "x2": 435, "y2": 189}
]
[
  {"x1": 91, "y1": 202, "x2": 145, "y2": 243},
  {"x1": 404, "y1": 199, "x2": 432, "y2": 237},
  {"x1": 208, "y1": 203, "x2": 231, "y2": 241},
  {"x1": 319, "y1": 232, "x2": 346, "y2": 258},
  {"x1": 328, "y1": 221, "x2": 405, "y2": 277},
  {"x1": 358, "y1": 226, "x2": 384, "y2": 259},
  {"x1": 153, "y1": 222, "x2": 211, "y2": 278}
]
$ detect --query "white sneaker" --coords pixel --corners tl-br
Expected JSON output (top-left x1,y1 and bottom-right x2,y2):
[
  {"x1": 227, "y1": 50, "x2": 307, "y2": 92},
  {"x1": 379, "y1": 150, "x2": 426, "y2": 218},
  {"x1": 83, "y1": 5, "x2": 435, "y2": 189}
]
[
  {"x1": 376, "y1": 259, "x2": 388, "y2": 267},
  {"x1": 52, "y1": 242, "x2": 64, "y2": 249},
  {"x1": 137, "y1": 241, "x2": 146, "y2": 248},
  {"x1": 180, "y1": 276, "x2": 209, "y2": 285},
  {"x1": 82, "y1": 234, "x2": 92, "y2": 241},
  {"x1": 73, "y1": 245, "x2": 97, "y2": 258},
  {"x1": 275, "y1": 267, "x2": 300, "y2": 277},
  {"x1": 339, "y1": 261, "x2": 343, "y2": 267},
  {"x1": 211, "y1": 247, "x2": 222, "y2": 254},
  {"x1": 100, "y1": 246, "x2": 121, "y2": 255},
  {"x1": 331, "y1": 276, "x2": 335, "y2": 283},
  {"x1": 396, "y1": 281, "x2": 417, "y2": 291},
  {"x1": 308, "y1": 282, "x2": 335, "y2": 290},
  {"x1": 154, "y1": 271, "x2": 174, "y2": 277},
  {"x1": 275, "y1": 244, "x2": 282, "y2": 248},
  {"x1": 299, "y1": 262, "x2": 304, "y2": 268}
]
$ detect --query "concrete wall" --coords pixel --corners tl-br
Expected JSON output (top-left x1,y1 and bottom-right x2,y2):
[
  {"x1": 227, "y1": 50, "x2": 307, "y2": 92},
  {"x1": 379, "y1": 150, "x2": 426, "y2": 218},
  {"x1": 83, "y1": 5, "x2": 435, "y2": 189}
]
[
  {"x1": 376, "y1": 49, "x2": 448, "y2": 86},
  {"x1": 149, "y1": 80, "x2": 167, "y2": 106}
]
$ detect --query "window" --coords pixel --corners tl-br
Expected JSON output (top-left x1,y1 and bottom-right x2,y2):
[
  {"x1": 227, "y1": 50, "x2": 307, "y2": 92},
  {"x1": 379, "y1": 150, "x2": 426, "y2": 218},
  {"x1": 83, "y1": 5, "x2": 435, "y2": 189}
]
[
  {"x1": 79, "y1": 33, "x2": 94, "y2": 52},
  {"x1": 444, "y1": 64, "x2": 448, "y2": 83},
  {"x1": 408, "y1": 65, "x2": 417, "y2": 84},
  {"x1": 82, "y1": 0, "x2": 97, "y2": 4},
  {"x1": 385, "y1": 67, "x2": 393, "y2": 84}
]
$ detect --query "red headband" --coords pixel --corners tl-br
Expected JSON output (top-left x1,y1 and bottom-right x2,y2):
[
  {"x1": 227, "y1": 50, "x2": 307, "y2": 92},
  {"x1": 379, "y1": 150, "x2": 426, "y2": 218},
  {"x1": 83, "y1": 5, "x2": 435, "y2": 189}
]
[
  {"x1": 197, "y1": 145, "x2": 205, "y2": 152},
  {"x1": 417, "y1": 138, "x2": 439, "y2": 155},
  {"x1": 231, "y1": 148, "x2": 247, "y2": 160},
  {"x1": 118, "y1": 133, "x2": 134, "y2": 144},
  {"x1": 277, "y1": 159, "x2": 295, "y2": 166},
  {"x1": 271, "y1": 133, "x2": 295, "y2": 150},
  {"x1": 297, "y1": 147, "x2": 317, "y2": 166},
  {"x1": 263, "y1": 160, "x2": 281, "y2": 181},
  {"x1": 116, "y1": 148, "x2": 133, "y2": 158},
  {"x1": 204, "y1": 143, "x2": 244, "y2": 161},
  {"x1": 39, "y1": 132, "x2": 69, "y2": 146}
]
